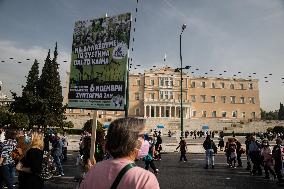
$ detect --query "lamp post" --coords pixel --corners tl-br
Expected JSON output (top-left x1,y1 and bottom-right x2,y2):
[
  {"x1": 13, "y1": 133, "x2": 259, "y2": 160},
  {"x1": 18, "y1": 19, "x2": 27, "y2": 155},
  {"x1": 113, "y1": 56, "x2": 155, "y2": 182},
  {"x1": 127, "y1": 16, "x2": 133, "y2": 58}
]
[{"x1": 180, "y1": 24, "x2": 186, "y2": 138}]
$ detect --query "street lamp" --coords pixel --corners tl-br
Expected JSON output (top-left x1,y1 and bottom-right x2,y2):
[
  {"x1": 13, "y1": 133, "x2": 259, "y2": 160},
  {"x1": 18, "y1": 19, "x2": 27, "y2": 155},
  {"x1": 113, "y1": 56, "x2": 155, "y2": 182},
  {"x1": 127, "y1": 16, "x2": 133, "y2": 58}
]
[{"x1": 180, "y1": 24, "x2": 187, "y2": 138}]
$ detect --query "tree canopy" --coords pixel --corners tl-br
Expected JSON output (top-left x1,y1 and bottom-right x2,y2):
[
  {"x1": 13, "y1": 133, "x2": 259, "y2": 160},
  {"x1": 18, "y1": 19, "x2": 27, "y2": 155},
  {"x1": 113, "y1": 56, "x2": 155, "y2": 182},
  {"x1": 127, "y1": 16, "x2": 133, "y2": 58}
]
[{"x1": 9, "y1": 43, "x2": 66, "y2": 130}]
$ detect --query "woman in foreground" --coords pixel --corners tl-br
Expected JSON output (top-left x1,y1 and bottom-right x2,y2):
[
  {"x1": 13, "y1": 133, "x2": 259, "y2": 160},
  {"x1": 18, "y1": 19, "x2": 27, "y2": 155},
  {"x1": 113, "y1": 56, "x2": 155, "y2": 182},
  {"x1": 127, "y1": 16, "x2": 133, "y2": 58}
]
[{"x1": 79, "y1": 117, "x2": 160, "y2": 189}]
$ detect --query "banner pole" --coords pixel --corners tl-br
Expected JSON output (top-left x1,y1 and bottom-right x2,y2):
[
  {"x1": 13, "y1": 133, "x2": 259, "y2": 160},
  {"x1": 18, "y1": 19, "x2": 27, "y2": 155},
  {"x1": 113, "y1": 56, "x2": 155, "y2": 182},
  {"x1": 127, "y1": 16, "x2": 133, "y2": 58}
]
[{"x1": 90, "y1": 110, "x2": 98, "y2": 164}]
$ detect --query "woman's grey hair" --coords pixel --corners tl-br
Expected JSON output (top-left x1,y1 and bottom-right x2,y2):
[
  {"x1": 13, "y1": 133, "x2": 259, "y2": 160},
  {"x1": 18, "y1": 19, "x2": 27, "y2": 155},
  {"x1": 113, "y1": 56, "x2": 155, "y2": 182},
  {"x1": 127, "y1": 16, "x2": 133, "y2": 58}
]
[{"x1": 106, "y1": 117, "x2": 145, "y2": 158}]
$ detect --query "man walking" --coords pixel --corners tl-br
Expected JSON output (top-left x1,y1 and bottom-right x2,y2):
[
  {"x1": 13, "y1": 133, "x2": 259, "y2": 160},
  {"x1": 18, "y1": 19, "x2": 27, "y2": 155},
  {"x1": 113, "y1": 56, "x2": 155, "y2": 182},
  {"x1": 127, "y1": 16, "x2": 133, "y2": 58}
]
[
  {"x1": 203, "y1": 135, "x2": 216, "y2": 169},
  {"x1": 176, "y1": 137, "x2": 187, "y2": 162},
  {"x1": 51, "y1": 133, "x2": 64, "y2": 176}
]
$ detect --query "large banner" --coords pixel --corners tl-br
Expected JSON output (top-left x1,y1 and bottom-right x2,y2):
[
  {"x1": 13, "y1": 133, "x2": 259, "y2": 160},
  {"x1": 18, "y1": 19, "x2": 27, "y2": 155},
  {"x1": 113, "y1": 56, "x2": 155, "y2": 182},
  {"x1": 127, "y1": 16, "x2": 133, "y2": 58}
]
[{"x1": 68, "y1": 13, "x2": 131, "y2": 110}]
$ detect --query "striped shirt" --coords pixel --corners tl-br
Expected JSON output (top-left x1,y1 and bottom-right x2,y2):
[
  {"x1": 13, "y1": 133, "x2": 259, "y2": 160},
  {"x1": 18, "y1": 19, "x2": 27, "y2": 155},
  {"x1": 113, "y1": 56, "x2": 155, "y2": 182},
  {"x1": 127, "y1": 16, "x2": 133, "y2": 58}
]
[{"x1": 0, "y1": 139, "x2": 17, "y2": 165}]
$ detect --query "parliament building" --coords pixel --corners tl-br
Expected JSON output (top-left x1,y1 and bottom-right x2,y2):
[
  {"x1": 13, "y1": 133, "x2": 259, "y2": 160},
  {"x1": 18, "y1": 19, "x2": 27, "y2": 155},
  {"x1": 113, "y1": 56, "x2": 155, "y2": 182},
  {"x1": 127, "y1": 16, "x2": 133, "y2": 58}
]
[{"x1": 65, "y1": 66, "x2": 261, "y2": 130}]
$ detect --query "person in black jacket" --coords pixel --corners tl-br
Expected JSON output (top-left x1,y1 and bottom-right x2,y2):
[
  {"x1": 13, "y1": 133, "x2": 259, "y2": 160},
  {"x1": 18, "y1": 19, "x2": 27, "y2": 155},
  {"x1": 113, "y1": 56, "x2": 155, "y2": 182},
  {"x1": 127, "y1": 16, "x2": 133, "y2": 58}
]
[
  {"x1": 203, "y1": 135, "x2": 216, "y2": 169},
  {"x1": 176, "y1": 137, "x2": 187, "y2": 162},
  {"x1": 272, "y1": 138, "x2": 283, "y2": 183},
  {"x1": 235, "y1": 139, "x2": 243, "y2": 167},
  {"x1": 155, "y1": 135, "x2": 162, "y2": 160},
  {"x1": 17, "y1": 132, "x2": 44, "y2": 189}
]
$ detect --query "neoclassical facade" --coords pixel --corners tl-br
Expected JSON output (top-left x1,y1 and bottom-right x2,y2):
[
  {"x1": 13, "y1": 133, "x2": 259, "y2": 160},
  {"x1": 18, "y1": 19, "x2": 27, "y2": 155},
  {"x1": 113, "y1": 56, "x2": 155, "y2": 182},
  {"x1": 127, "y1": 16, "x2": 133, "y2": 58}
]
[
  {"x1": 128, "y1": 67, "x2": 260, "y2": 121},
  {"x1": 64, "y1": 66, "x2": 261, "y2": 128}
]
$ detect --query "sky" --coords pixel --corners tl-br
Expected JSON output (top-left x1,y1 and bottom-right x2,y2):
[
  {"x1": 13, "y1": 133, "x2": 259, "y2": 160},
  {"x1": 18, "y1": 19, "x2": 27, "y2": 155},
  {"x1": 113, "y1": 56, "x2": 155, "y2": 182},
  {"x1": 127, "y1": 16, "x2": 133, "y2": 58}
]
[{"x1": 0, "y1": 0, "x2": 283, "y2": 111}]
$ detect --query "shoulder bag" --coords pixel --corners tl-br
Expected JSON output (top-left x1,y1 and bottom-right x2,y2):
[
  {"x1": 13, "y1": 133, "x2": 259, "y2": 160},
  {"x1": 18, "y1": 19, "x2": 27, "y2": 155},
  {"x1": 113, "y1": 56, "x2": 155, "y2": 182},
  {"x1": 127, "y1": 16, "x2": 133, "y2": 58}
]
[{"x1": 110, "y1": 163, "x2": 137, "y2": 189}]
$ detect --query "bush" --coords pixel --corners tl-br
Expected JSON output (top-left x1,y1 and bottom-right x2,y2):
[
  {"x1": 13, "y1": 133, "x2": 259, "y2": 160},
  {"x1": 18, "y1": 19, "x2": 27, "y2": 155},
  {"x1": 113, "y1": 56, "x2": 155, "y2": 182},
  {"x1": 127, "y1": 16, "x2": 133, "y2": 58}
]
[
  {"x1": 272, "y1": 126, "x2": 284, "y2": 134},
  {"x1": 65, "y1": 128, "x2": 83, "y2": 135},
  {"x1": 267, "y1": 127, "x2": 273, "y2": 133},
  {"x1": 63, "y1": 121, "x2": 74, "y2": 128}
]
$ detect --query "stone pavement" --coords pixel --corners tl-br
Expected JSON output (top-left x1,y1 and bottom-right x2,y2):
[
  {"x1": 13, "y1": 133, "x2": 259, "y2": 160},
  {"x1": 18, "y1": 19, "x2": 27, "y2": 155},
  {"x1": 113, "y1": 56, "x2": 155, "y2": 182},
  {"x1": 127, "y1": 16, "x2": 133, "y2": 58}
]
[{"x1": 67, "y1": 134, "x2": 250, "y2": 153}]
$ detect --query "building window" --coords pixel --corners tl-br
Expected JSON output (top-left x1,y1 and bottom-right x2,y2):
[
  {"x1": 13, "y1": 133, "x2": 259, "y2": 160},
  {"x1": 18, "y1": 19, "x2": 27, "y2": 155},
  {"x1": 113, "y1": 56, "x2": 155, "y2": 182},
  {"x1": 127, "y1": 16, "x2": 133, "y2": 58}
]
[
  {"x1": 164, "y1": 91, "x2": 169, "y2": 99},
  {"x1": 232, "y1": 111, "x2": 237, "y2": 118},
  {"x1": 135, "y1": 92, "x2": 140, "y2": 100},
  {"x1": 159, "y1": 78, "x2": 164, "y2": 86},
  {"x1": 221, "y1": 82, "x2": 225, "y2": 88},
  {"x1": 240, "y1": 97, "x2": 245, "y2": 104},
  {"x1": 240, "y1": 83, "x2": 244, "y2": 90},
  {"x1": 251, "y1": 112, "x2": 256, "y2": 119},
  {"x1": 212, "y1": 111, "x2": 217, "y2": 118},
  {"x1": 159, "y1": 77, "x2": 173, "y2": 87},
  {"x1": 135, "y1": 108, "x2": 140, "y2": 116},
  {"x1": 230, "y1": 84, "x2": 234, "y2": 89},
  {"x1": 230, "y1": 96, "x2": 236, "y2": 104},
  {"x1": 169, "y1": 79, "x2": 173, "y2": 86},
  {"x1": 191, "y1": 81, "x2": 196, "y2": 88},
  {"x1": 150, "y1": 93, "x2": 154, "y2": 100},
  {"x1": 241, "y1": 112, "x2": 246, "y2": 118},
  {"x1": 201, "y1": 81, "x2": 206, "y2": 88},
  {"x1": 150, "y1": 80, "x2": 154, "y2": 86},
  {"x1": 192, "y1": 110, "x2": 196, "y2": 117},
  {"x1": 191, "y1": 95, "x2": 196, "y2": 102},
  {"x1": 211, "y1": 96, "x2": 216, "y2": 103},
  {"x1": 249, "y1": 97, "x2": 255, "y2": 104},
  {"x1": 222, "y1": 112, "x2": 227, "y2": 118},
  {"x1": 221, "y1": 96, "x2": 226, "y2": 103},
  {"x1": 159, "y1": 90, "x2": 173, "y2": 100},
  {"x1": 169, "y1": 91, "x2": 173, "y2": 99},
  {"x1": 159, "y1": 91, "x2": 163, "y2": 99},
  {"x1": 249, "y1": 83, "x2": 253, "y2": 90},
  {"x1": 137, "y1": 80, "x2": 141, "y2": 86},
  {"x1": 211, "y1": 82, "x2": 216, "y2": 88},
  {"x1": 201, "y1": 95, "x2": 206, "y2": 103},
  {"x1": 202, "y1": 111, "x2": 207, "y2": 117}
]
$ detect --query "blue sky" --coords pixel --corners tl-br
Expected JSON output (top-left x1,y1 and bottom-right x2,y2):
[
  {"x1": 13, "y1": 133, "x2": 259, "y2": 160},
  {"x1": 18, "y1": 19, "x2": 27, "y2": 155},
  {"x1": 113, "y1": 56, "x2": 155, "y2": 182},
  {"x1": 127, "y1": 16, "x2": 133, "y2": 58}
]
[{"x1": 0, "y1": 0, "x2": 284, "y2": 111}]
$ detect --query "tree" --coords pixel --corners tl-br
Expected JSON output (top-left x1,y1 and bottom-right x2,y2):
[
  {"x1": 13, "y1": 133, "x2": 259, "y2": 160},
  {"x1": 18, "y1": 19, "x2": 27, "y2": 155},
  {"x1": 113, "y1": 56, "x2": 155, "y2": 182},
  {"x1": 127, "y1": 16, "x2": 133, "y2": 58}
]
[
  {"x1": 0, "y1": 107, "x2": 11, "y2": 127},
  {"x1": 10, "y1": 113, "x2": 29, "y2": 130},
  {"x1": 260, "y1": 108, "x2": 278, "y2": 120},
  {"x1": 278, "y1": 103, "x2": 284, "y2": 120},
  {"x1": 21, "y1": 59, "x2": 40, "y2": 126},
  {"x1": 38, "y1": 43, "x2": 66, "y2": 128},
  {"x1": 10, "y1": 59, "x2": 41, "y2": 128},
  {"x1": 83, "y1": 119, "x2": 103, "y2": 133}
]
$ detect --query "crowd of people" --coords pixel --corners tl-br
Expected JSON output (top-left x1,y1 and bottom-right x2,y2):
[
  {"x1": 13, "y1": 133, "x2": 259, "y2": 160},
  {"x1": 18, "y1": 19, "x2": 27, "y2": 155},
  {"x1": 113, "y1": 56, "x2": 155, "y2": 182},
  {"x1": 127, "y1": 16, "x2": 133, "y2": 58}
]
[
  {"x1": 2, "y1": 122, "x2": 284, "y2": 189},
  {"x1": 0, "y1": 128, "x2": 69, "y2": 189}
]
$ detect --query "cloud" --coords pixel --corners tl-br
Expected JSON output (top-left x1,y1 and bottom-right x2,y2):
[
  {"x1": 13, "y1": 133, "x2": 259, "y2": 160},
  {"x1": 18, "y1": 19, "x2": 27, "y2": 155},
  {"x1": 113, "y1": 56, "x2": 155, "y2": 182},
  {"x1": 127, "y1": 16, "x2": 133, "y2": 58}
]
[{"x1": 0, "y1": 39, "x2": 70, "y2": 97}]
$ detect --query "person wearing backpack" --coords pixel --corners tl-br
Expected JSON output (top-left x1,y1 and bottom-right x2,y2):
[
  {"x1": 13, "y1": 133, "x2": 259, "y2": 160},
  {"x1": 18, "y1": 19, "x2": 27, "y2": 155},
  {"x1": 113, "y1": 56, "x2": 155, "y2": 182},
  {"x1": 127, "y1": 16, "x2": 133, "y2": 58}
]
[
  {"x1": 203, "y1": 135, "x2": 216, "y2": 169},
  {"x1": 144, "y1": 136, "x2": 159, "y2": 174},
  {"x1": 51, "y1": 133, "x2": 64, "y2": 176},
  {"x1": 79, "y1": 118, "x2": 160, "y2": 189},
  {"x1": 17, "y1": 132, "x2": 44, "y2": 189}
]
